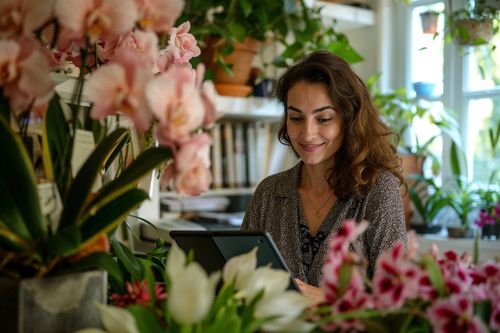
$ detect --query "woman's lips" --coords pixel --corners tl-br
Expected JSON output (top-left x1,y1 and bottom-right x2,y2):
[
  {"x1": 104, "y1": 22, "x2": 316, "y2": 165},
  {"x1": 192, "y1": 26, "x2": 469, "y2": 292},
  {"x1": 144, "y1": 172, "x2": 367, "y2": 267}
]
[{"x1": 300, "y1": 143, "x2": 323, "y2": 152}]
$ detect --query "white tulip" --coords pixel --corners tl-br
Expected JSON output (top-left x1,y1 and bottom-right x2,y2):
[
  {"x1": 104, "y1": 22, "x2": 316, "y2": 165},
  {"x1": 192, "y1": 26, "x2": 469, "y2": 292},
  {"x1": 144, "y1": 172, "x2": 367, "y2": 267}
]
[
  {"x1": 222, "y1": 247, "x2": 257, "y2": 290},
  {"x1": 166, "y1": 242, "x2": 186, "y2": 279},
  {"x1": 96, "y1": 303, "x2": 139, "y2": 333},
  {"x1": 244, "y1": 266, "x2": 290, "y2": 301},
  {"x1": 168, "y1": 261, "x2": 220, "y2": 325},
  {"x1": 255, "y1": 292, "x2": 313, "y2": 332}
]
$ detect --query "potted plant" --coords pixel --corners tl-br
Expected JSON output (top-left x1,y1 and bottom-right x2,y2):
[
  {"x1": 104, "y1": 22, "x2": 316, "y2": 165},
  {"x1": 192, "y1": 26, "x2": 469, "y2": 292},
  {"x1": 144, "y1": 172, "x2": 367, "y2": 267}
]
[
  {"x1": 180, "y1": 0, "x2": 363, "y2": 95},
  {"x1": 420, "y1": 10, "x2": 440, "y2": 34},
  {"x1": 446, "y1": 0, "x2": 499, "y2": 46},
  {"x1": 0, "y1": 1, "x2": 215, "y2": 331}
]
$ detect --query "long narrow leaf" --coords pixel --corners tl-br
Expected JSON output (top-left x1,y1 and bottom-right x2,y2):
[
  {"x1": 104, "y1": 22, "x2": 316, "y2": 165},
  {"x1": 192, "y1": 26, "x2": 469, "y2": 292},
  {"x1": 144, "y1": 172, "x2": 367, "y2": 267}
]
[
  {"x1": 59, "y1": 128, "x2": 129, "y2": 228},
  {"x1": 0, "y1": 177, "x2": 31, "y2": 240},
  {"x1": 111, "y1": 238, "x2": 144, "y2": 281},
  {"x1": 79, "y1": 188, "x2": 148, "y2": 244},
  {"x1": 42, "y1": 94, "x2": 71, "y2": 195},
  {"x1": 87, "y1": 147, "x2": 171, "y2": 214},
  {"x1": 0, "y1": 224, "x2": 31, "y2": 251},
  {"x1": 0, "y1": 116, "x2": 45, "y2": 240}
]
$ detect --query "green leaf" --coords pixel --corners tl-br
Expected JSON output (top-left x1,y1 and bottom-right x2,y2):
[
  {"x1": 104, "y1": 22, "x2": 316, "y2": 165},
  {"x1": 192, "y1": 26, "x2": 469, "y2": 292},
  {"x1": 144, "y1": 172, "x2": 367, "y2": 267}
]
[
  {"x1": 88, "y1": 146, "x2": 171, "y2": 215},
  {"x1": 47, "y1": 224, "x2": 81, "y2": 256},
  {"x1": 227, "y1": 22, "x2": 247, "y2": 42},
  {"x1": 421, "y1": 254, "x2": 445, "y2": 297},
  {"x1": 59, "y1": 128, "x2": 129, "y2": 228},
  {"x1": 0, "y1": 115, "x2": 45, "y2": 240},
  {"x1": 338, "y1": 263, "x2": 353, "y2": 296},
  {"x1": 56, "y1": 252, "x2": 124, "y2": 293},
  {"x1": 238, "y1": 0, "x2": 252, "y2": 17},
  {"x1": 111, "y1": 238, "x2": 144, "y2": 281},
  {"x1": 0, "y1": 224, "x2": 30, "y2": 251},
  {"x1": 42, "y1": 94, "x2": 71, "y2": 195},
  {"x1": 79, "y1": 188, "x2": 148, "y2": 244},
  {"x1": 473, "y1": 299, "x2": 491, "y2": 324},
  {"x1": 128, "y1": 305, "x2": 165, "y2": 333},
  {"x1": 0, "y1": 90, "x2": 10, "y2": 123},
  {"x1": 0, "y1": 176, "x2": 31, "y2": 241}
]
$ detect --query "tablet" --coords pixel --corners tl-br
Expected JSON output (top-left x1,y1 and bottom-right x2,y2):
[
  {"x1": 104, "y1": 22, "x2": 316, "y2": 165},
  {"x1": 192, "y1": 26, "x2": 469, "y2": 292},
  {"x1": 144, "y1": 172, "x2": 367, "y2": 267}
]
[{"x1": 169, "y1": 230, "x2": 299, "y2": 291}]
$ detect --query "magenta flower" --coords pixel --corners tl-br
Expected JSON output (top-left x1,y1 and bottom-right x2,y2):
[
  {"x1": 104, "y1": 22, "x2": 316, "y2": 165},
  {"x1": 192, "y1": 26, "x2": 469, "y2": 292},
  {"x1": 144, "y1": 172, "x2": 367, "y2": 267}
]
[
  {"x1": 112, "y1": 280, "x2": 166, "y2": 308},
  {"x1": 427, "y1": 294, "x2": 488, "y2": 333},
  {"x1": 373, "y1": 242, "x2": 420, "y2": 309}
]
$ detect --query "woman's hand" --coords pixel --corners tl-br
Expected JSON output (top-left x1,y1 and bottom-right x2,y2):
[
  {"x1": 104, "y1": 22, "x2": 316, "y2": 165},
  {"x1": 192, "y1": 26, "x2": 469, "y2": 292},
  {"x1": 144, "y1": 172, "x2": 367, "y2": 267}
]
[{"x1": 294, "y1": 279, "x2": 325, "y2": 305}]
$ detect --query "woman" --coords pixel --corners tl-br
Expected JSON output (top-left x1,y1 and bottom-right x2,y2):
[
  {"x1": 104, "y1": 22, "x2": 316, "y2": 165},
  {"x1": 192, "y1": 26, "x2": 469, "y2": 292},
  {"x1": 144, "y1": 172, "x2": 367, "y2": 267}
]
[{"x1": 241, "y1": 51, "x2": 407, "y2": 303}]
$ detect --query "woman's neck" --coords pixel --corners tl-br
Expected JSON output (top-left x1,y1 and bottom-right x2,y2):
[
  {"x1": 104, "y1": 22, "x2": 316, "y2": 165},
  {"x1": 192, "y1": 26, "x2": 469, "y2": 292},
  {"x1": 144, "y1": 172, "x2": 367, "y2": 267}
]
[{"x1": 300, "y1": 163, "x2": 333, "y2": 194}]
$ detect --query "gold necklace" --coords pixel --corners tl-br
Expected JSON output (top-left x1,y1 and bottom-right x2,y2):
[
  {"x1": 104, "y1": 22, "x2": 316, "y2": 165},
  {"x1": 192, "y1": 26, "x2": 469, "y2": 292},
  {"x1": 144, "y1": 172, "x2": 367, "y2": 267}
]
[{"x1": 305, "y1": 192, "x2": 333, "y2": 220}]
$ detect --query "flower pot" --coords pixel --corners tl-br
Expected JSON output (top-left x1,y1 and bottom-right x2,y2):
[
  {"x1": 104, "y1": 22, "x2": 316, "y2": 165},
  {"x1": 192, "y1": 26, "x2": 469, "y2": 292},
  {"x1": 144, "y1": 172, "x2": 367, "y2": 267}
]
[
  {"x1": 401, "y1": 154, "x2": 426, "y2": 230},
  {"x1": 413, "y1": 82, "x2": 436, "y2": 97},
  {"x1": 454, "y1": 19, "x2": 494, "y2": 46},
  {"x1": 202, "y1": 37, "x2": 260, "y2": 96},
  {"x1": 420, "y1": 12, "x2": 439, "y2": 34},
  {"x1": 0, "y1": 270, "x2": 107, "y2": 333},
  {"x1": 447, "y1": 226, "x2": 473, "y2": 238}
]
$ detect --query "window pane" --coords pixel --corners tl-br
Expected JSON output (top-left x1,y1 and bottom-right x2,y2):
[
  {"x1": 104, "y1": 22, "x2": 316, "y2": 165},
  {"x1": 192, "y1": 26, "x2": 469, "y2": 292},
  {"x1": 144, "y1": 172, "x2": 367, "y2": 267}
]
[
  {"x1": 411, "y1": 3, "x2": 445, "y2": 97},
  {"x1": 468, "y1": 97, "x2": 500, "y2": 184},
  {"x1": 464, "y1": 32, "x2": 500, "y2": 92}
]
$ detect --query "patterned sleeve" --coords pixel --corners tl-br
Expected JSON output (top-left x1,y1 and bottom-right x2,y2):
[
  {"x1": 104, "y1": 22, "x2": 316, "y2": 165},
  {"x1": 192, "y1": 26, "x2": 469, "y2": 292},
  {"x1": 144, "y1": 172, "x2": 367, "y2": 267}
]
[
  {"x1": 241, "y1": 179, "x2": 268, "y2": 231},
  {"x1": 363, "y1": 171, "x2": 407, "y2": 277}
]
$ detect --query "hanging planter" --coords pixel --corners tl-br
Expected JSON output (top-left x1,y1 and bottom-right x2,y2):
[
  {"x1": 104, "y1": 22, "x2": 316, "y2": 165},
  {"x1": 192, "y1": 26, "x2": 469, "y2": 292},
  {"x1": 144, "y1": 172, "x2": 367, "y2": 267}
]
[
  {"x1": 453, "y1": 18, "x2": 494, "y2": 45},
  {"x1": 420, "y1": 11, "x2": 440, "y2": 34}
]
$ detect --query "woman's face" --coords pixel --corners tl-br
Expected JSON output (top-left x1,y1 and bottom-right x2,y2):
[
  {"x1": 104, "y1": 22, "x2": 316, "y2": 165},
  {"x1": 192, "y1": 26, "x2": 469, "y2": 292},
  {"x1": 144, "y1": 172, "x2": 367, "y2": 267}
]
[{"x1": 286, "y1": 81, "x2": 344, "y2": 167}]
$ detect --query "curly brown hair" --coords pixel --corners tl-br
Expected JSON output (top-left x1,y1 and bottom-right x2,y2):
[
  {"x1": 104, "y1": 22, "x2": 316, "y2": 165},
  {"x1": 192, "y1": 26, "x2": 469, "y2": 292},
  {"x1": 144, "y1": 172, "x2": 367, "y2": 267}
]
[{"x1": 275, "y1": 51, "x2": 405, "y2": 199}]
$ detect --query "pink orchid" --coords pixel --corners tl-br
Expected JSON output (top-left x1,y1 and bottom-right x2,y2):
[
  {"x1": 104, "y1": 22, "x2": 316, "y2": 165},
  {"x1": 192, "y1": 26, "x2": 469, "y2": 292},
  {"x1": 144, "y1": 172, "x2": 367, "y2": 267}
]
[
  {"x1": 373, "y1": 242, "x2": 420, "y2": 309},
  {"x1": 112, "y1": 280, "x2": 167, "y2": 308},
  {"x1": 0, "y1": 0, "x2": 54, "y2": 39},
  {"x1": 165, "y1": 21, "x2": 200, "y2": 64},
  {"x1": 427, "y1": 294, "x2": 488, "y2": 333},
  {"x1": 55, "y1": 0, "x2": 138, "y2": 43},
  {"x1": 87, "y1": 49, "x2": 153, "y2": 130},
  {"x1": 111, "y1": 30, "x2": 159, "y2": 69},
  {"x1": 328, "y1": 220, "x2": 368, "y2": 257},
  {"x1": 0, "y1": 38, "x2": 53, "y2": 114},
  {"x1": 162, "y1": 133, "x2": 212, "y2": 196},
  {"x1": 322, "y1": 288, "x2": 373, "y2": 332},
  {"x1": 195, "y1": 64, "x2": 219, "y2": 128},
  {"x1": 135, "y1": 0, "x2": 184, "y2": 33},
  {"x1": 146, "y1": 66, "x2": 205, "y2": 144}
]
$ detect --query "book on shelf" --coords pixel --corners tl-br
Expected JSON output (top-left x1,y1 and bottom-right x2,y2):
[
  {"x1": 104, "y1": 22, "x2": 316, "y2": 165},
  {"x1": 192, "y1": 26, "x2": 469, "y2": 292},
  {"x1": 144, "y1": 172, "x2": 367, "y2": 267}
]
[
  {"x1": 210, "y1": 123, "x2": 223, "y2": 188},
  {"x1": 222, "y1": 122, "x2": 236, "y2": 188},
  {"x1": 233, "y1": 122, "x2": 247, "y2": 187}
]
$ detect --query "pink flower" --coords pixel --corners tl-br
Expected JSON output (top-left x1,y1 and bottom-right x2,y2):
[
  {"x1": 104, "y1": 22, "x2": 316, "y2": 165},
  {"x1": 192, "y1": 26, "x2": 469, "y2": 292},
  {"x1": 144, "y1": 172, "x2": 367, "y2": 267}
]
[
  {"x1": 165, "y1": 21, "x2": 200, "y2": 64},
  {"x1": 112, "y1": 280, "x2": 167, "y2": 308},
  {"x1": 146, "y1": 65, "x2": 205, "y2": 143},
  {"x1": 0, "y1": 0, "x2": 54, "y2": 38},
  {"x1": 0, "y1": 38, "x2": 53, "y2": 114},
  {"x1": 427, "y1": 294, "x2": 488, "y2": 333},
  {"x1": 491, "y1": 299, "x2": 500, "y2": 331},
  {"x1": 103, "y1": 29, "x2": 159, "y2": 69},
  {"x1": 322, "y1": 288, "x2": 373, "y2": 332},
  {"x1": 162, "y1": 133, "x2": 212, "y2": 196},
  {"x1": 87, "y1": 49, "x2": 153, "y2": 130},
  {"x1": 373, "y1": 242, "x2": 420, "y2": 309},
  {"x1": 328, "y1": 220, "x2": 368, "y2": 257},
  {"x1": 135, "y1": 0, "x2": 184, "y2": 33},
  {"x1": 55, "y1": 0, "x2": 138, "y2": 43},
  {"x1": 195, "y1": 64, "x2": 219, "y2": 128}
]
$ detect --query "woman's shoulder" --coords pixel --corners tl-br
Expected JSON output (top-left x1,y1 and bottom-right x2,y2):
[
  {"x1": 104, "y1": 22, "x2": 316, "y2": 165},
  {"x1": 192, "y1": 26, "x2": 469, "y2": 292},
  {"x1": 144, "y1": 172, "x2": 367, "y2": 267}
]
[{"x1": 254, "y1": 163, "x2": 300, "y2": 196}]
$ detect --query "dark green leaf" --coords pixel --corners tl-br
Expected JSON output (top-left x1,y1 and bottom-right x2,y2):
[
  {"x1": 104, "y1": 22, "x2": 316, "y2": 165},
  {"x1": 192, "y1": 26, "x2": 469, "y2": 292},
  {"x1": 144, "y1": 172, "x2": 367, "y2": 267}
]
[
  {"x1": 47, "y1": 224, "x2": 81, "y2": 256},
  {"x1": 128, "y1": 304, "x2": 165, "y2": 333},
  {"x1": 112, "y1": 238, "x2": 144, "y2": 281},
  {"x1": 421, "y1": 254, "x2": 445, "y2": 297},
  {"x1": 0, "y1": 115, "x2": 45, "y2": 240},
  {"x1": 60, "y1": 128, "x2": 129, "y2": 228},
  {"x1": 80, "y1": 188, "x2": 148, "y2": 242}
]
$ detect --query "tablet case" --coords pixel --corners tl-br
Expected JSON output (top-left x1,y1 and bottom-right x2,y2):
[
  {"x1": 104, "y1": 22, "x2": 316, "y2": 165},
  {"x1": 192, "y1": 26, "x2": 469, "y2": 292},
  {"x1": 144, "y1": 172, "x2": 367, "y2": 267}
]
[{"x1": 169, "y1": 230, "x2": 299, "y2": 291}]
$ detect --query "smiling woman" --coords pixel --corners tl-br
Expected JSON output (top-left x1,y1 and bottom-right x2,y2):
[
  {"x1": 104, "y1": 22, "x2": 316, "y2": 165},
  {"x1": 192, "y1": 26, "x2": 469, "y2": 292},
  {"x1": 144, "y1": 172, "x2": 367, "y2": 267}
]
[{"x1": 241, "y1": 51, "x2": 407, "y2": 304}]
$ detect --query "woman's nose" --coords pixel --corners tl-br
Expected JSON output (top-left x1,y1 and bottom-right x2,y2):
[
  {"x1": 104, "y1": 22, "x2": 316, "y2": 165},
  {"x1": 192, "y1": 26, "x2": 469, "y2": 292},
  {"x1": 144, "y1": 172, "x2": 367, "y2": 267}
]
[{"x1": 300, "y1": 119, "x2": 316, "y2": 139}]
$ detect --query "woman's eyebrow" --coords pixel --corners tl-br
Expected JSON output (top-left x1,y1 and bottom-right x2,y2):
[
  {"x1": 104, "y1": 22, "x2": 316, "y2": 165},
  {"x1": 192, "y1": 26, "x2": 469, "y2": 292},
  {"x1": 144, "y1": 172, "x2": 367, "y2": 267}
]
[{"x1": 287, "y1": 105, "x2": 336, "y2": 113}]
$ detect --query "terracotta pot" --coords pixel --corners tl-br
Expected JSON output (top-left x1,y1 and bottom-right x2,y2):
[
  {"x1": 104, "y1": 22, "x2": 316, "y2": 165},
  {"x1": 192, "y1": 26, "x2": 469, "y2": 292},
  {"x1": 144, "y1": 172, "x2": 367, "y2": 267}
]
[
  {"x1": 400, "y1": 154, "x2": 426, "y2": 230},
  {"x1": 420, "y1": 12, "x2": 439, "y2": 34},
  {"x1": 203, "y1": 37, "x2": 260, "y2": 85},
  {"x1": 454, "y1": 19, "x2": 493, "y2": 46}
]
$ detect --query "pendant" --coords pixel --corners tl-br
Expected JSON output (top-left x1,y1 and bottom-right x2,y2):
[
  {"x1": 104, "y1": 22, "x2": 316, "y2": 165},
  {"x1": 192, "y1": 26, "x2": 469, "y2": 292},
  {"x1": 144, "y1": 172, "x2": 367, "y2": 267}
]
[{"x1": 315, "y1": 211, "x2": 321, "y2": 219}]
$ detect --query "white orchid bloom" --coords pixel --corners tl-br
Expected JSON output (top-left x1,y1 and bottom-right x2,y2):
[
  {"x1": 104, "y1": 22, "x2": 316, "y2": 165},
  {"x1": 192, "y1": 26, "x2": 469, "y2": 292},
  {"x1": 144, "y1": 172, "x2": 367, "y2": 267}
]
[
  {"x1": 244, "y1": 266, "x2": 290, "y2": 301},
  {"x1": 168, "y1": 261, "x2": 220, "y2": 325},
  {"x1": 222, "y1": 247, "x2": 257, "y2": 290},
  {"x1": 166, "y1": 242, "x2": 186, "y2": 279},
  {"x1": 255, "y1": 292, "x2": 313, "y2": 332},
  {"x1": 98, "y1": 303, "x2": 139, "y2": 333}
]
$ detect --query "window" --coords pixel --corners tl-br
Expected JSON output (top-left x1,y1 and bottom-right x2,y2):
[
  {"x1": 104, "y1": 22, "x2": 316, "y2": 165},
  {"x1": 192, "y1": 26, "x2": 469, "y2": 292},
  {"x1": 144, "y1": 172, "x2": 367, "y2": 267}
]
[{"x1": 390, "y1": 0, "x2": 500, "y2": 185}]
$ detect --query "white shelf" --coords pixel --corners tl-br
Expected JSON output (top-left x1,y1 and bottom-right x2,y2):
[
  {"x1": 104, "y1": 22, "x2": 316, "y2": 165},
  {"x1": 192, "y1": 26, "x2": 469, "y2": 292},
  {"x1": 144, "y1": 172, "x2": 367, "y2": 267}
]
[
  {"x1": 216, "y1": 96, "x2": 282, "y2": 121},
  {"x1": 160, "y1": 187, "x2": 256, "y2": 199},
  {"x1": 315, "y1": 1, "x2": 375, "y2": 31}
]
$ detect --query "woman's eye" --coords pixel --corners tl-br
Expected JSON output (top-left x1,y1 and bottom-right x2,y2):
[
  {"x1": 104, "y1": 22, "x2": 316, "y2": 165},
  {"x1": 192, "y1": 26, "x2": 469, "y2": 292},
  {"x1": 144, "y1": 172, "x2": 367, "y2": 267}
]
[
  {"x1": 318, "y1": 118, "x2": 332, "y2": 123},
  {"x1": 289, "y1": 117, "x2": 303, "y2": 122}
]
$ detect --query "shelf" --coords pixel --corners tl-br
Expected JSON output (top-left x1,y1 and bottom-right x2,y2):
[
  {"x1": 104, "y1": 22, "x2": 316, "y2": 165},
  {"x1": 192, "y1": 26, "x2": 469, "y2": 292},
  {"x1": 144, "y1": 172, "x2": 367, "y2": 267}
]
[
  {"x1": 417, "y1": 235, "x2": 500, "y2": 262},
  {"x1": 315, "y1": 1, "x2": 375, "y2": 31},
  {"x1": 160, "y1": 187, "x2": 256, "y2": 199},
  {"x1": 216, "y1": 96, "x2": 282, "y2": 122}
]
